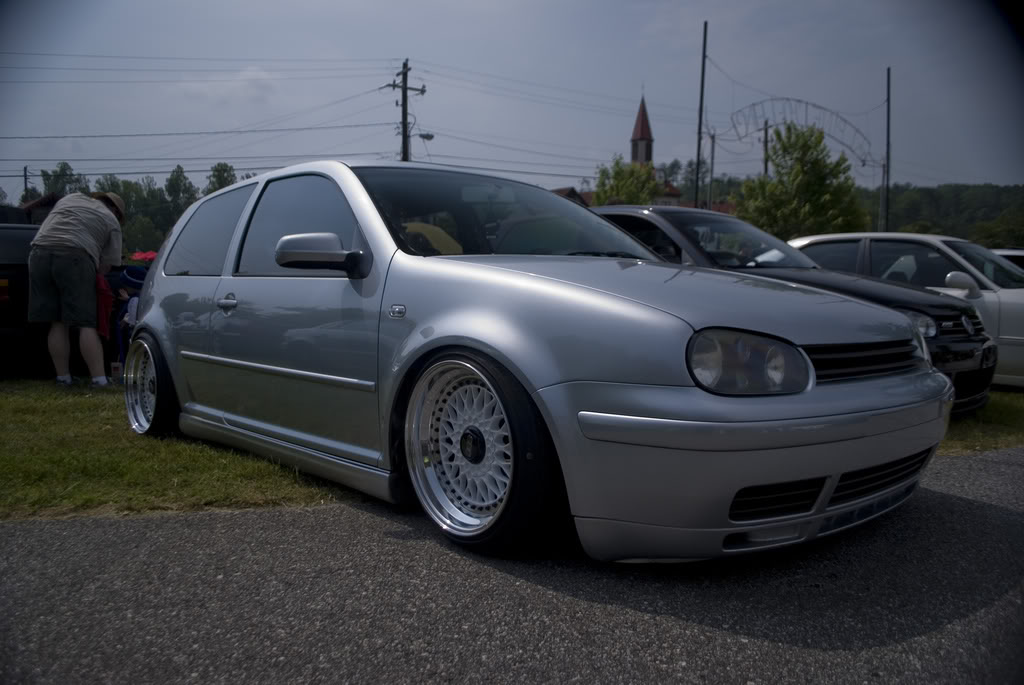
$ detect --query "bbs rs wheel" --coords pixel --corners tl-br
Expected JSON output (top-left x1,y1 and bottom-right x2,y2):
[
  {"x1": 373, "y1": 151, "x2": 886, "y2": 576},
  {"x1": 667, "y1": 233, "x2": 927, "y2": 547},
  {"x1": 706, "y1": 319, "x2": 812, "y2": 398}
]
[
  {"x1": 404, "y1": 351, "x2": 565, "y2": 553},
  {"x1": 125, "y1": 332, "x2": 179, "y2": 436}
]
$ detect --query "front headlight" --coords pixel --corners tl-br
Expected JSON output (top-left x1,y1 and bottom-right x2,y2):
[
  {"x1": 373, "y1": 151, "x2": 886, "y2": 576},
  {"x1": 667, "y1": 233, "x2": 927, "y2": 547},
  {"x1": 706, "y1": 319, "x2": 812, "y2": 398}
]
[
  {"x1": 687, "y1": 329, "x2": 811, "y2": 395},
  {"x1": 895, "y1": 309, "x2": 937, "y2": 338}
]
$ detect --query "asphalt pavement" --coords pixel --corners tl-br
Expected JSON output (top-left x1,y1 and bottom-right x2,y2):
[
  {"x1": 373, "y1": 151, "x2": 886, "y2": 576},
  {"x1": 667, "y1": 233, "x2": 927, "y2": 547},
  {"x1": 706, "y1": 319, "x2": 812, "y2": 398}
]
[{"x1": 2, "y1": 448, "x2": 1022, "y2": 684}]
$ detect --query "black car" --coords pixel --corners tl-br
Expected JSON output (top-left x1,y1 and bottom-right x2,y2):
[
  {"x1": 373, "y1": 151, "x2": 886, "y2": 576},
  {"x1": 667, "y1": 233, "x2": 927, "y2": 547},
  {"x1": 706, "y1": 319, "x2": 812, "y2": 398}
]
[{"x1": 593, "y1": 206, "x2": 997, "y2": 414}]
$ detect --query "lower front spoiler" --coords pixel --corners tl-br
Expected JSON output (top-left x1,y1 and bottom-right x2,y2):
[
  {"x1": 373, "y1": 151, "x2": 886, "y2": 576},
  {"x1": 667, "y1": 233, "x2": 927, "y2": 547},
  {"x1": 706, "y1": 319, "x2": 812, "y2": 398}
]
[{"x1": 576, "y1": 476, "x2": 922, "y2": 563}]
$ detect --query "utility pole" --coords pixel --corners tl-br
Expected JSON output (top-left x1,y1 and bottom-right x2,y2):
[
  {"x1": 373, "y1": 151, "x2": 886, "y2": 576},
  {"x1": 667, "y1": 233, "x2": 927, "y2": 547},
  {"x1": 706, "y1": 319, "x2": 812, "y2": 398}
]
[
  {"x1": 23, "y1": 165, "x2": 28, "y2": 194},
  {"x1": 385, "y1": 59, "x2": 426, "y2": 162},
  {"x1": 694, "y1": 20, "x2": 707, "y2": 207},
  {"x1": 763, "y1": 120, "x2": 770, "y2": 176},
  {"x1": 884, "y1": 66, "x2": 891, "y2": 232},
  {"x1": 878, "y1": 162, "x2": 887, "y2": 231},
  {"x1": 706, "y1": 131, "x2": 715, "y2": 209}
]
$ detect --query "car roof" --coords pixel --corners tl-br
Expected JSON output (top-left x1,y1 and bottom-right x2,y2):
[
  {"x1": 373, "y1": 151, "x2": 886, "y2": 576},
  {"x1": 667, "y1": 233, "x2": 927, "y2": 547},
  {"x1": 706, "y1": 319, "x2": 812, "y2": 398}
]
[
  {"x1": 593, "y1": 205, "x2": 729, "y2": 218},
  {"x1": 790, "y1": 232, "x2": 965, "y2": 246}
]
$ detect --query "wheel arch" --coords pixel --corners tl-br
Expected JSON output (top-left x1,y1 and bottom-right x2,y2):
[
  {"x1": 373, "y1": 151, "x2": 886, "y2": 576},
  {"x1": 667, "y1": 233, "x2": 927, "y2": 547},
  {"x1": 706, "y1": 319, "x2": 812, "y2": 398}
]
[{"x1": 384, "y1": 343, "x2": 569, "y2": 509}]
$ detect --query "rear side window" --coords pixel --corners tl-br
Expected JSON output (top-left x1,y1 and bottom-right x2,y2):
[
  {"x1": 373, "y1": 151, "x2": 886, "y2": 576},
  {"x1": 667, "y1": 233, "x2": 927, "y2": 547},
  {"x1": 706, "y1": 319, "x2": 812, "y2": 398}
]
[
  {"x1": 605, "y1": 214, "x2": 688, "y2": 263},
  {"x1": 164, "y1": 185, "x2": 255, "y2": 276},
  {"x1": 801, "y1": 240, "x2": 860, "y2": 272},
  {"x1": 870, "y1": 240, "x2": 961, "y2": 288},
  {"x1": 236, "y1": 175, "x2": 358, "y2": 276}
]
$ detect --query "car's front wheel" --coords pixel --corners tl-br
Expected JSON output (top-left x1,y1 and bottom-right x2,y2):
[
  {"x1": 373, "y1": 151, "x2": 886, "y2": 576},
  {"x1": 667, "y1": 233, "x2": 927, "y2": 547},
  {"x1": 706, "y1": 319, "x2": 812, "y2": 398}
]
[
  {"x1": 404, "y1": 352, "x2": 563, "y2": 553},
  {"x1": 124, "y1": 332, "x2": 179, "y2": 436}
]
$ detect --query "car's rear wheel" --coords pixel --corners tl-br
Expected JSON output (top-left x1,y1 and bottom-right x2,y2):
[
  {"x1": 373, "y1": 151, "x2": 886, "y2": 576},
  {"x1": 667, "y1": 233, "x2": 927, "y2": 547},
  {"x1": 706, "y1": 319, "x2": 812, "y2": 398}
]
[
  {"x1": 125, "y1": 332, "x2": 179, "y2": 436},
  {"x1": 404, "y1": 352, "x2": 563, "y2": 553}
]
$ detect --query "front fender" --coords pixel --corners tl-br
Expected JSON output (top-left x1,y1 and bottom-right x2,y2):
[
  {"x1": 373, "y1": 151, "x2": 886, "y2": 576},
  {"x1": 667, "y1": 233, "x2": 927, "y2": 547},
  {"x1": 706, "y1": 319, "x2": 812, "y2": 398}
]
[{"x1": 375, "y1": 253, "x2": 693, "y2": 470}]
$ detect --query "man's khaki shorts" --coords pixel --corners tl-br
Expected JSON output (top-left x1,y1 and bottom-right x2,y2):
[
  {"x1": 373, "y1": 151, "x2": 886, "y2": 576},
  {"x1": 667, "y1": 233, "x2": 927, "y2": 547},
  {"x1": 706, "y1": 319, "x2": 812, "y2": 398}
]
[{"x1": 28, "y1": 247, "x2": 97, "y2": 328}]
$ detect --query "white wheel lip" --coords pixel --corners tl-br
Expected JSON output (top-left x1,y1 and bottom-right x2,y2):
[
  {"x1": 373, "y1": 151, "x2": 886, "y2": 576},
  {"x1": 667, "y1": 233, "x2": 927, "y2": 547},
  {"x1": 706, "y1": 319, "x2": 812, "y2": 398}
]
[
  {"x1": 125, "y1": 338, "x2": 158, "y2": 434},
  {"x1": 405, "y1": 359, "x2": 514, "y2": 537}
]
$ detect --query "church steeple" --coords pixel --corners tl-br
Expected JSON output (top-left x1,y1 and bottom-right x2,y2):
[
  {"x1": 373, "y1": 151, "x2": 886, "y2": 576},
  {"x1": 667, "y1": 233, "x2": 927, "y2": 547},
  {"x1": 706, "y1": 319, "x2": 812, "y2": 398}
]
[{"x1": 630, "y1": 96, "x2": 653, "y2": 164}]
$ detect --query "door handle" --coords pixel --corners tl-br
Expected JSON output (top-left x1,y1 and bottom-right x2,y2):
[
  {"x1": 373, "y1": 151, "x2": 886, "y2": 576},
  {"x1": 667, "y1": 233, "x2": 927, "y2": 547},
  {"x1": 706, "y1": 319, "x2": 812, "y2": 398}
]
[{"x1": 216, "y1": 296, "x2": 238, "y2": 310}]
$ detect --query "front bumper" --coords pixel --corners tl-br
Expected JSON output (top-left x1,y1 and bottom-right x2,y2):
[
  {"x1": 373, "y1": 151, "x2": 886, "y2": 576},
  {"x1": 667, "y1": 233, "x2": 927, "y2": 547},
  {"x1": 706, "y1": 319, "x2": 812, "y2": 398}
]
[
  {"x1": 534, "y1": 371, "x2": 954, "y2": 561},
  {"x1": 931, "y1": 336, "x2": 997, "y2": 413}
]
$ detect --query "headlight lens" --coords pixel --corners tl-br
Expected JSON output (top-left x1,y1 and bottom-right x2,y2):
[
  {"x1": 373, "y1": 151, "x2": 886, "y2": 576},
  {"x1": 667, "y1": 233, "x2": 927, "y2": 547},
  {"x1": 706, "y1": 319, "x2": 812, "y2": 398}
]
[
  {"x1": 895, "y1": 309, "x2": 937, "y2": 338},
  {"x1": 687, "y1": 329, "x2": 811, "y2": 395}
]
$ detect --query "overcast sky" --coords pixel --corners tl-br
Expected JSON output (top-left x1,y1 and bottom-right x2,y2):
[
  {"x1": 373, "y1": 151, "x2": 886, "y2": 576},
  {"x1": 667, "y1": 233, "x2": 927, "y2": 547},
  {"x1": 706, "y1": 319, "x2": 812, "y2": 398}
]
[{"x1": 1, "y1": 0, "x2": 1022, "y2": 203}]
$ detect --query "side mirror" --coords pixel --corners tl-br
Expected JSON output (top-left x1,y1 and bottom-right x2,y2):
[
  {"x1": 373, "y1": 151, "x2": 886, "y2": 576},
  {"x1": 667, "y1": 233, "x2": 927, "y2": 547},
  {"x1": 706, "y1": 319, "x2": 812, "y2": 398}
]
[
  {"x1": 275, "y1": 233, "x2": 370, "y2": 279},
  {"x1": 945, "y1": 270, "x2": 981, "y2": 299}
]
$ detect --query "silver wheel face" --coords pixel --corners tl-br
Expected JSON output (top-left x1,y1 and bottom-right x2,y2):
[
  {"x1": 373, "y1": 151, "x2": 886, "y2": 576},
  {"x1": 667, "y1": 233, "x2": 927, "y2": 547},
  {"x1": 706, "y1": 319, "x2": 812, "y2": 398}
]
[
  {"x1": 406, "y1": 360, "x2": 514, "y2": 536},
  {"x1": 125, "y1": 339, "x2": 159, "y2": 434}
]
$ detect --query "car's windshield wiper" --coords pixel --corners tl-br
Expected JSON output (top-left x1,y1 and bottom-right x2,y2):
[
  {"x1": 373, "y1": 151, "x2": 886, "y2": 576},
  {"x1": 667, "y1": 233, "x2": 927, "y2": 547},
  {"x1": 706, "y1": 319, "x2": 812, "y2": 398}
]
[{"x1": 565, "y1": 250, "x2": 645, "y2": 259}]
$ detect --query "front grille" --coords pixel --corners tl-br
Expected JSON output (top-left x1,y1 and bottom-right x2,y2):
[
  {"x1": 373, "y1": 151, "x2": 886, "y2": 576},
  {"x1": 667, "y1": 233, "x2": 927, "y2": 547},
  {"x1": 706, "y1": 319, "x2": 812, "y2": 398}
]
[
  {"x1": 803, "y1": 339, "x2": 921, "y2": 382},
  {"x1": 828, "y1": 448, "x2": 931, "y2": 507},
  {"x1": 935, "y1": 312, "x2": 985, "y2": 336},
  {"x1": 729, "y1": 477, "x2": 826, "y2": 521},
  {"x1": 951, "y1": 365, "x2": 996, "y2": 401}
]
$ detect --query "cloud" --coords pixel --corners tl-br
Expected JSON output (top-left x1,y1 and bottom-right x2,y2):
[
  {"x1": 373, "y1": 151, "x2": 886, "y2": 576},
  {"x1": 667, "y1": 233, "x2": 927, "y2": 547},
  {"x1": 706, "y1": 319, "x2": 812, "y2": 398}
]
[{"x1": 176, "y1": 67, "x2": 279, "y2": 105}]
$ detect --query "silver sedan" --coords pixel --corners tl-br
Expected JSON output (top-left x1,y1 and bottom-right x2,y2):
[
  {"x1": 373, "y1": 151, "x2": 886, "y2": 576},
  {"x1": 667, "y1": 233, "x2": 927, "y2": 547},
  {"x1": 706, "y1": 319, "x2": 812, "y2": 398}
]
[{"x1": 125, "y1": 161, "x2": 953, "y2": 561}]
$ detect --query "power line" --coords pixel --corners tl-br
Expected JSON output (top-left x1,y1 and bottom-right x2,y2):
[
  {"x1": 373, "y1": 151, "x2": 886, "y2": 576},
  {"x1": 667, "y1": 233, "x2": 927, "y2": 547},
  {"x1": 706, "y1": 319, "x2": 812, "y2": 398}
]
[
  {"x1": 0, "y1": 72, "x2": 392, "y2": 85},
  {"x1": 429, "y1": 131, "x2": 608, "y2": 163},
  {"x1": 0, "y1": 50, "x2": 397, "y2": 63},
  {"x1": 705, "y1": 55, "x2": 783, "y2": 100},
  {"x1": 0, "y1": 64, "x2": 395, "y2": 74},
  {"x1": 419, "y1": 60, "x2": 712, "y2": 115},
  {"x1": 0, "y1": 121, "x2": 394, "y2": 141}
]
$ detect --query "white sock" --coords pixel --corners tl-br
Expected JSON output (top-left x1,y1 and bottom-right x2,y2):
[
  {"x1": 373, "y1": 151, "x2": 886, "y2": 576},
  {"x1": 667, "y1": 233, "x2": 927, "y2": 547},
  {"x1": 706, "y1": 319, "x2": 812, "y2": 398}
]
[
  {"x1": 57, "y1": 375, "x2": 72, "y2": 383},
  {"x1": 92, "y1": 376, "x2": 108, "y2": 386}
]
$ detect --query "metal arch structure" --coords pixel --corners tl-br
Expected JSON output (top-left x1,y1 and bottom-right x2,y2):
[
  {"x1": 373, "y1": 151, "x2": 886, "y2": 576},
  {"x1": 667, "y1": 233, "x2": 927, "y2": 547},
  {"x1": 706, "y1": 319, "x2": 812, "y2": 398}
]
[{"x1": 730, "y1": 98, "x2": 876, "y2": 166}]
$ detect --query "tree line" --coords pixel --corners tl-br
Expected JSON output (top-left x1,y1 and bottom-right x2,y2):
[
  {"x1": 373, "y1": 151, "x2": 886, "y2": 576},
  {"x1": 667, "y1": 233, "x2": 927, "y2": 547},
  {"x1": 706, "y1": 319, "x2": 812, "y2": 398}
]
[{"x1": 4, "y1": 162, "x2": 254, "y2": 253}]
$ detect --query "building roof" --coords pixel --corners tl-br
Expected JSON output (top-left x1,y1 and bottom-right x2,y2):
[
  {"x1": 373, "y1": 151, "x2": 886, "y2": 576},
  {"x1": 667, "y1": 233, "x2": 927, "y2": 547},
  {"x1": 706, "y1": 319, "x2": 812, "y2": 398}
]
[{"x1": 631, "y1": 97, "x2": 653, "y2": 142}]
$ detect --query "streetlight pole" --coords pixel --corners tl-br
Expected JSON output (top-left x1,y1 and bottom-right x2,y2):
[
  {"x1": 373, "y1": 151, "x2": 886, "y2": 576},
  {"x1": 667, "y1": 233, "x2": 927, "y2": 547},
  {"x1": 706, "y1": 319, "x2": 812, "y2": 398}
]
[{"x1": 694, "y1": 20, "x2": 707, "y2": 207}]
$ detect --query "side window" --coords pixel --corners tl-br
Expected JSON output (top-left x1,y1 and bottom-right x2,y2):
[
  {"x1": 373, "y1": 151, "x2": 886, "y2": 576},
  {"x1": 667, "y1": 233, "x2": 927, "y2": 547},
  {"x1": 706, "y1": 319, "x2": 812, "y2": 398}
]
[
  {"x1": 164, "y1": 185, "x2": 255, "y2": 276},
  {"x1": 604, "y1": 214, "x2": 688, "y2": 263},
  {"x1": 870, "y1": 241, "x2": 961, "y2": 288},
  {"x1": 237, "y1": 175, "x2": 359, "y2": 276},
  {"x1": 801, "y1": 240, "x2": 860, "y2": 272}
]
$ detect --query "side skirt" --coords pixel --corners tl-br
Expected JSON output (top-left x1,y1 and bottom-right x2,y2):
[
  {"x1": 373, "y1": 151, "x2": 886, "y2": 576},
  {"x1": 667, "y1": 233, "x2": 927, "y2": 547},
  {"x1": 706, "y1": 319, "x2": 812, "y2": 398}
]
[{"x1": 179, "y1": 413, "x2": 403, "y2": 504}]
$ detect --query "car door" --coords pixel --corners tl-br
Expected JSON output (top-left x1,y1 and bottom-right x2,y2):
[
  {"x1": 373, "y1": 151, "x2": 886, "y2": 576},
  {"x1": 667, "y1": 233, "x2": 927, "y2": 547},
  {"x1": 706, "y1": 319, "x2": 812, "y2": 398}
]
[
  {"x1": 156, "y1": 184, "x2": 257, "y2": 408},
  {"x1": 866, "y1": 239, "x2": 1001, "y2": 338},
  {"x1": 203, "y1": 173, "x2": 383, "y2": 466},
  {"x1": 798, "y1": 239, "x2": 865, "y2": 273}
]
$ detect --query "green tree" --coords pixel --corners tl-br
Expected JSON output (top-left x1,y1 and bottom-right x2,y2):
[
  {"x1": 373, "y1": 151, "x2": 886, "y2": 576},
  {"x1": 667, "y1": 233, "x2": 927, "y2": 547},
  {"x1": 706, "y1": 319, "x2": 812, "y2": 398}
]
[
  {"x1": 735, "y1": 123, "x2": 868, "y2": 239},
  {"x1": 679, "y1": 157, "x2": 709, "y2": 196},
  {"x1": 165, "y1": 165, "x2": 199, "y2": 219},
  {"x1": 204, "y1": 163, "x2": 237, "y2": 195},
  {"x1": 19, "y1": 186, "x2": 42, "y2": 205},
  {"x1": 655, "y1": 158, "x2": 684, "y2": 187},
  {"x1": 40, "y1": 162, "x2": 90, "y2": 196},
  {"x1": 0, "y1": 186, "x2": 7, "y2": 205},
  {"x1": 122, "y1": 215, "x2": 165, "y2": 252},
  {"x1": 971, "y1": 208, "x2": 1024, "y2": 248},
  {"x1": 593, "y1": 155, "x2": 659, "y2": 206},
  {"x1": 239, "y1": 172, "x2": 259, "y2": 181},
  {"x1": 93, "y1": 173, "x2": 123, "y2": 195}
]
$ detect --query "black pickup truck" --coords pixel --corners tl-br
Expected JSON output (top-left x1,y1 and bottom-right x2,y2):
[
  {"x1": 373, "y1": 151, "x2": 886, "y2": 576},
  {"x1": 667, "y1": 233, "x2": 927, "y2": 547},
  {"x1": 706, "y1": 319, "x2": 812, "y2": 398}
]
[{"x1": 1, "y1": 223, "x2": 124, "y2": 379}]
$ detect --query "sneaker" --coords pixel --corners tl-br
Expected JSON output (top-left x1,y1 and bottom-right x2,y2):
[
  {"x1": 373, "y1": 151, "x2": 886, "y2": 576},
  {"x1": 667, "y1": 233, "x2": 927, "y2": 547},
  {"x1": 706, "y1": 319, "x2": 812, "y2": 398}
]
[
  {"x1": 55, "y1": 378, "x2": 74, "y2": 389},
  {"x1": 89, "y1": 378, "x2": 116, "y2": 390}
]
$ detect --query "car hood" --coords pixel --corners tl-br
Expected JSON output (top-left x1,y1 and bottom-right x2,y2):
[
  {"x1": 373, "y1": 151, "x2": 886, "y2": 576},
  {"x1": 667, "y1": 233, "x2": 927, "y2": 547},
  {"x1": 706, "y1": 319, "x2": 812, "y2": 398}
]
[
  {"x1": 439, "y1": 256, "x2": 915, "y2": 345},
  {"x1": 731, "y1": 268, "x2": 975, "y2": 316}
]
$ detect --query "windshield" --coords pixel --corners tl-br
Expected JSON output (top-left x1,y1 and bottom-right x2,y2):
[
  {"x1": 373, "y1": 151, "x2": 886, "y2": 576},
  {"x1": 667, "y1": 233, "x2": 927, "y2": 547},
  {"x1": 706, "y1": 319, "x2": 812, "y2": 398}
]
[
  {"x1": 944, "y1": 240, "x2": 1024, "y2": 289},
  {"x1": 352, "y1": 167, "x2": 657, "y2": 260},
  {"x1": 656, "y1": 212, "x2": 818, "y2": 269}
]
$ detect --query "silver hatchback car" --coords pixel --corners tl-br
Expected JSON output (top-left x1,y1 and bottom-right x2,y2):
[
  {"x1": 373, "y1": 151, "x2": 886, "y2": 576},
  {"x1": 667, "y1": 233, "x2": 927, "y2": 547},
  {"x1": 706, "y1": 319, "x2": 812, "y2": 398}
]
[{"x1": 126, "y1": 161, "x2": 953, "y2": 561}]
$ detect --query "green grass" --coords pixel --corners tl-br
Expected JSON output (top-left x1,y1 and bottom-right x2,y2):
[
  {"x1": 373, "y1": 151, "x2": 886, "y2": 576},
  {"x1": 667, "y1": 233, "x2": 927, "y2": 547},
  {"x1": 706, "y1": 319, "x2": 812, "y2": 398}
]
[
  {"x1": 0, "y1": 380, "x2": 341, "y2": 520},
  {"x1": 938, "y1": 389, "x2": 1024, "y2": 455},
  {"x1": 0, "y1": 380, "x2": 1021, "y2": 521}
]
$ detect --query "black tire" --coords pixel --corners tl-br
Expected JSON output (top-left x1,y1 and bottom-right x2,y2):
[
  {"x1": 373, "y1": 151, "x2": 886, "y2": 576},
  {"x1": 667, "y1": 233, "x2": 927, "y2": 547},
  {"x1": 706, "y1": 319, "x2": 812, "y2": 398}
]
[
  {"x1": 403, "y1": 350, "x2": 568, "y2": 555},
  {"x1": 124, "y1": 331, "x2": 180, "y2": 436}
]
